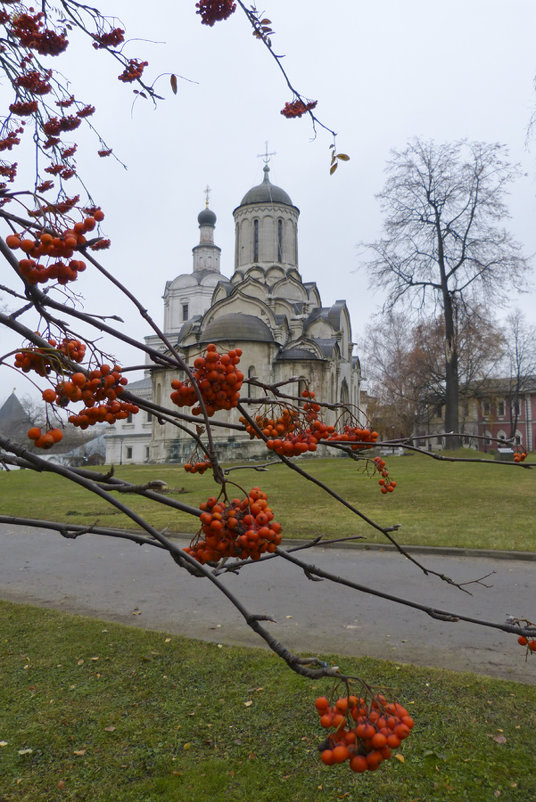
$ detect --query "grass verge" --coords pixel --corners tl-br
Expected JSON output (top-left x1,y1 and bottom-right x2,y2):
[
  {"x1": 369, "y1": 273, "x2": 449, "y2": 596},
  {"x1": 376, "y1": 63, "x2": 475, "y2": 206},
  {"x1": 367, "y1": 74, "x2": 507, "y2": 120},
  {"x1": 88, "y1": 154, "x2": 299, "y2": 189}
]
[
  {"x1": 1, "y1": 600, "x2": 535, "y2": 801},
  {"x1": 1, "y1": 451, "x2": 535, "y2": 550}
]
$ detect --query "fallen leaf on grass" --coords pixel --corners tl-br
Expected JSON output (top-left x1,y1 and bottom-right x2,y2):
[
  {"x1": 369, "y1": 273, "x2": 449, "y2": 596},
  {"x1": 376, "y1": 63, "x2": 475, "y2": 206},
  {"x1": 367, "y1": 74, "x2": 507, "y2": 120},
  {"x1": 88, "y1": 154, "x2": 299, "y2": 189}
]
[
  {"x1": 104, "y1": 726, "x2": 116, "y2": 732},
  {"x1": 488, "y1": 734, "x2": 507, "y2": 745},
  {"x1": 18, "y1": 748, "x2": 33, "y2": 755},
  {"x1": 0, "y1": 741, "x2": 8, "y2": 747},
  {"x1": 183, "y1": 742, "x2": 191, "y2": 750},
  {"x1": 395, "y1": 754, "x2": 405, "y2": 763},
  {"x1": 73, "y1": 749, "x2": 86, "y2": 756},
  {"x1": 164, "y1": 637, "x2": 171, "y2": 643},
  {"x1": 244, "y1": 700, "x2": 253, "y2": 707}
]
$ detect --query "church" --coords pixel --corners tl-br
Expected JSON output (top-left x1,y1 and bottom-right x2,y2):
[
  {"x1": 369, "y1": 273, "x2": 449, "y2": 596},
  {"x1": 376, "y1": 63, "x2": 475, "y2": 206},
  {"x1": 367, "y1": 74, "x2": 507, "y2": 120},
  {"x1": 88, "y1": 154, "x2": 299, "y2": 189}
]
[{"x1": 105, "y1": 164, "x2": 361, "y2": 464}]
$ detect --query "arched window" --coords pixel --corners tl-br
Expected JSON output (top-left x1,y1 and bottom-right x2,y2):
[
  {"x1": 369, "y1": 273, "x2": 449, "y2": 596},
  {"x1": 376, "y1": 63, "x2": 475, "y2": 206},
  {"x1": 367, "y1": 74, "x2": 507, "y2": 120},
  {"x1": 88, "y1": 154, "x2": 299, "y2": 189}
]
[
  {"x1": 277, "y1": 219, "x2": 283, "y2": 262},
  {"x1": 253, "y1": 219, "x2": 259, "y2": 262},
  {"x1": 248, "y1": 366, "x2": 257, "y2": 399},
  {"x1": 340, "y1": 379, "x2": 350, "y2": 424}
]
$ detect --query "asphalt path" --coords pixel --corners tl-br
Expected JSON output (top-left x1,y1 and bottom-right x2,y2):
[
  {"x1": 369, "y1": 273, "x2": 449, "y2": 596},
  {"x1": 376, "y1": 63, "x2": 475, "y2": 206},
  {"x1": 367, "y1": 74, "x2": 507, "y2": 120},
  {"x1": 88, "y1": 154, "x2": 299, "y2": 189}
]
[{"x1": 0, "y1": 525, "x2": 534, "y2": 684}]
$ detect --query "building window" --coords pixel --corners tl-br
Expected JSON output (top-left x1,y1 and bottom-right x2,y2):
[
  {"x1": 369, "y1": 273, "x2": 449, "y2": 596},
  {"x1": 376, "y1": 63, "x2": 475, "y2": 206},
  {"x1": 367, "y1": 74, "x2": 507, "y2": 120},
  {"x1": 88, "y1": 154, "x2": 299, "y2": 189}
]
[
  {"x1": 253, "y1": 219, "x2": 259, "y2": 262},
  {"x1": 146, "y1": 410, "x2": 152, "y2": 423},
  {"x1": 515, "y1": 435, "x2": 521, "y2": 445},
  {"x1": 512, "y1": 400, "x2": 520, "y2": 416},
  {"x1": 248, "y1": 366, "x2": 256, "y2": 399},
  {"x1": 126, "y1": 446, "x2": 133, "y2": 460},
  {"x1": 497, "y1": 400, "x2": 505, "y2": 417},
  {"x1": 126, "y1": 413, "x2": 133, "y2": 423},
  {"x1": 277, "y1": 219, "x2": 283, "y2": 262},
  {"x1": 182, "y1": 303, "x2": 189, "y2": 321},
  {"x1": 482, "y1": 400, "x2": 490, "y2": 417},
  {"x1": 145, "y1": 446, "x2": 150, "y2": 460},
  {"x1": 298, "y1": 378, "x2": 306, "y2": 405},
  {"x1": 436, "y1": 404, "x2": 443, "y2": 418}
]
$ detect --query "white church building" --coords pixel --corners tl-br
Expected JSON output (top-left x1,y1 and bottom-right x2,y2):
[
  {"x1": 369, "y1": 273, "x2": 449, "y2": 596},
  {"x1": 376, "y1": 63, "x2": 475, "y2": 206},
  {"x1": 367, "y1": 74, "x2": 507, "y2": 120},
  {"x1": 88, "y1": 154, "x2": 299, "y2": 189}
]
[{"x1": 105, "y1": 165, "x2": 361, "y2": 464}]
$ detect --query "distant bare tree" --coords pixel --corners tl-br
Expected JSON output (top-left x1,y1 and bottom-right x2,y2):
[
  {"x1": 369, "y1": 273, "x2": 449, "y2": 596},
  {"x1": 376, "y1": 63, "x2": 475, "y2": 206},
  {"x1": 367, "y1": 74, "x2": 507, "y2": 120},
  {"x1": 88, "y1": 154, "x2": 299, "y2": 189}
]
[
  {"x1": 364, "y1": 308, "x2": 504, "y2": 438},
  {"x1": 365, "y1": 139, "x2": 529, "y2": 448},
  {"x1": 503, "y1": 310, "x2": 536, "y2": 438}
]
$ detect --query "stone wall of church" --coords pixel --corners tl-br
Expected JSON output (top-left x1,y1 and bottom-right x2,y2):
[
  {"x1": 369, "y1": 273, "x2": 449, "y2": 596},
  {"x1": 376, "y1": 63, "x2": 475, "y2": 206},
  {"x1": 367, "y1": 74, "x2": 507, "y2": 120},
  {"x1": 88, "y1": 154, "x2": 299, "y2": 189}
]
[
  {"x1": 148, "y1": 342, "x2": 360, "y2": 463},
  {"x1": 234, "y1": 203, "x2": 299, "y2": 270}
]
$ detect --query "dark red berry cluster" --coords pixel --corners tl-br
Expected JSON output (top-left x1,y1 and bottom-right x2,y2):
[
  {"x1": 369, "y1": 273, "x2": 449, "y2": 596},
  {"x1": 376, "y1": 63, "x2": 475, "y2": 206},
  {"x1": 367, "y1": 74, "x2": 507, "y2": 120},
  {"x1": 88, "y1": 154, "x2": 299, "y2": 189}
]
[
  {"x1": 196, "y1": 0, "x2": 236, "y2": 26},
  {"x1": 281, "y1": 99, "x2": 318, "y2": 118}
]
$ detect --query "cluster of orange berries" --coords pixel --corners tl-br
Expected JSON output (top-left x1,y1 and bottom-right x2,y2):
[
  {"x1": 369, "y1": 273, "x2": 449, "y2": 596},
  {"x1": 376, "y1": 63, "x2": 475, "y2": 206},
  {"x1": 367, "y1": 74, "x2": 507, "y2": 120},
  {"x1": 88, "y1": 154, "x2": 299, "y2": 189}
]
[
  {"x1": 46, "y1": 363, "x2": 126, "y2": 406},
  {"x1": 57, "y1": 337, "x2": 86, "y2": 363},
  {"x1": 315, "y1": 693, "x2": 414, "y2": 773},
  {"x1": 514, "y1": 451, "x2": 528, "y2": 463},
  {"x1": 9, "y1": 100, "x2": 38, "y2": 116},
  {"x1": 0, "y1": 127, "x2": 23, "y2": 152},
  {"x1": 240, "y1": 391, "x2": 336, "y2": 457},
  {"x1": 184, "y1": 459, "x2": 211, "y2": 474},
  {"x1": 10, "y1": 10, "x2": 68, "y2": 57},
  {"x1": 15, "y1": 346, "x2": 56, "y2": 376},
  {"x1": 67, "y1": 398, "x2": 138, "y2": 429},
  {"x1": 517, "y1": 636, "x2": 536, "y2": 654},
  {"x1": 47, "y1": 365, "x2": 136, "y2": 429},
  {"x1": 184, "y1": 487, "x2": 283, "y2": 564},
  {"x1": 14, "y1": 337, "x2": 86, "y2": 377},
  {"x1": 281, "y1": 99, "x2": 318, "y2": 119},
  {"x1": 6, "y1": 211, "x2": 104, "y2": 286},
  {"x1": 27, "y1": 426, "x2": 63, "y2": 449},
  {"x1": 118, "y1": 58, "x2": 148, "y2": 83},
  {"x1": 243, "y1": 406, "x2": 301, "y2": 440},
  {"x1": 92, "y1": 28, "x2": 125, "y2": 49},
  {"x1": 170, "y1": 344, "x2": 244, "y2": 417},
  {"x1": 14, "y1": 69, "x2": 52, "y2": 95},
  {"x1": 325, "y1": 425, "x2": 379, "y2": 450},
  {"x1": 374, "y1": 456, "x2": 396, "y2": 494}
]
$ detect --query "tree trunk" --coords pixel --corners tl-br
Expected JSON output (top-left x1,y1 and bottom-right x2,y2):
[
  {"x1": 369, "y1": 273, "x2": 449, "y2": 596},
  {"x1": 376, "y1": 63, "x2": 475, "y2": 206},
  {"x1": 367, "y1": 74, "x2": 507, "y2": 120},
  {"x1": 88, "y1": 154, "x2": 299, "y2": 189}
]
[{"x1": 437, "y1": 220, "x2": 460, "y2": 450}]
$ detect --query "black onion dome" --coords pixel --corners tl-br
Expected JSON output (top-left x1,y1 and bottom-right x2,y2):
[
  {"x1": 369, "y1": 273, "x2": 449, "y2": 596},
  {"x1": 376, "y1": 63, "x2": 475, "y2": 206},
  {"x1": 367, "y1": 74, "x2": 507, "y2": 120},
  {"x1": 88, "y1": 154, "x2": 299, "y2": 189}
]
[
  {"x1": 198, "y1": 207, "x2": 216, "y2": 226},
  {"x1": 239, "y1": 164, "x2": 293, "y2": 207}
]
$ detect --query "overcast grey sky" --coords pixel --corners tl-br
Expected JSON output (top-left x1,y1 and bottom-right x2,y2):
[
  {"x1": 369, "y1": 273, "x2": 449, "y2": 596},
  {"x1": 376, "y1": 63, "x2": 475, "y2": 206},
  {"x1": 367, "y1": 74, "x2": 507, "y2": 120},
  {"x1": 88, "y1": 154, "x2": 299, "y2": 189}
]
[{"x1": 3, "y1": 0, "x2": 536, "y2": 405}]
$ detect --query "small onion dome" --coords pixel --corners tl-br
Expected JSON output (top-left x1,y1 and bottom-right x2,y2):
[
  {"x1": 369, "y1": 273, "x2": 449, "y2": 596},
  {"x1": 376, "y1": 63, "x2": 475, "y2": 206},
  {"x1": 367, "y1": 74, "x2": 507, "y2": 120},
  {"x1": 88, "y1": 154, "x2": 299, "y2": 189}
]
[{"x1": 198, "y1": 207, "x2": 216, "y2": 226}]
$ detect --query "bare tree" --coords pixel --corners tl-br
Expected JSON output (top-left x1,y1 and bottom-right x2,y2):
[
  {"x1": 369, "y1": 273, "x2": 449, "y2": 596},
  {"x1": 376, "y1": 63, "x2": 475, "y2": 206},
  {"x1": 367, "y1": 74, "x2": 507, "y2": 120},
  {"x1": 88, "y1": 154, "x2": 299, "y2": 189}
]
[
  {"x1": 365, "y1": 139, "x2": 529, "y2": 448},
  {"x1": 364, "y1": 308, "x2": 505, "y2": 439},
  {"x1": 503, "y1": 310, "x2": 536, "y2": 438}
]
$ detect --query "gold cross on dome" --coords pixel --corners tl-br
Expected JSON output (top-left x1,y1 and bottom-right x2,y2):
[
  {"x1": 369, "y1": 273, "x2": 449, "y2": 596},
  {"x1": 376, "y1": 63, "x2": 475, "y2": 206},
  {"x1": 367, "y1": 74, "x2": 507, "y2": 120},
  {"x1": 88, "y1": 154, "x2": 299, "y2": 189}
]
[
  {"x1": 204, "y1": 184, "x2": 211, "y2": 208},
  {"x1": 257, "y1": 141, "x2": 276, "y2": 165}
]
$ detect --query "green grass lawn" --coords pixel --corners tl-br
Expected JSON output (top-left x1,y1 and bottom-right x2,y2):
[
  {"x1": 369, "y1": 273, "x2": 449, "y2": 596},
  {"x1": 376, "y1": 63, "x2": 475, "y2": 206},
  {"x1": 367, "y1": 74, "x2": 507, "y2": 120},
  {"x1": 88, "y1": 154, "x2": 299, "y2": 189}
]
[
  {"x1": 1, "y1": 451, "x2": 535, "y2": 551},
  {"x1": 1, "y1": 601, "x2": 535, "y2": 802}
]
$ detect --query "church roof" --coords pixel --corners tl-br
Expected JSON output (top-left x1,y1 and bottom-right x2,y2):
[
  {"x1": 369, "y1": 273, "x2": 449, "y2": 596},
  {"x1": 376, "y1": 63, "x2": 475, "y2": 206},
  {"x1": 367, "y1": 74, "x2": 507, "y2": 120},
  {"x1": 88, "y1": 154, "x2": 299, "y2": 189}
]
[
  {"x1": 238, "y1": 164, "x2": 293, "y2": 207},
  {"x1": 276, "y1": 346, "x2": 323, "y2": 361},
  {"x1": 0, "y1": 391, "x2": 31, "y2": 434},
  {"x1": 313, "y1": 338, "x2": 339, "y2": 358},
  {"x1": 200, "y1": 313, "x2": 274, "y2": 343}
]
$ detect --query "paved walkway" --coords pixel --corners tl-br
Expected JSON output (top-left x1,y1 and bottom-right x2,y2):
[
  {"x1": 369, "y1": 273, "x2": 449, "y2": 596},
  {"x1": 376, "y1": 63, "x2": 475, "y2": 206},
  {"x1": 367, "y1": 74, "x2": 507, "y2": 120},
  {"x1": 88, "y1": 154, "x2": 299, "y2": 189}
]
[{"x1": 0, "y1": 525, "x2": 534, "y2": 684}]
